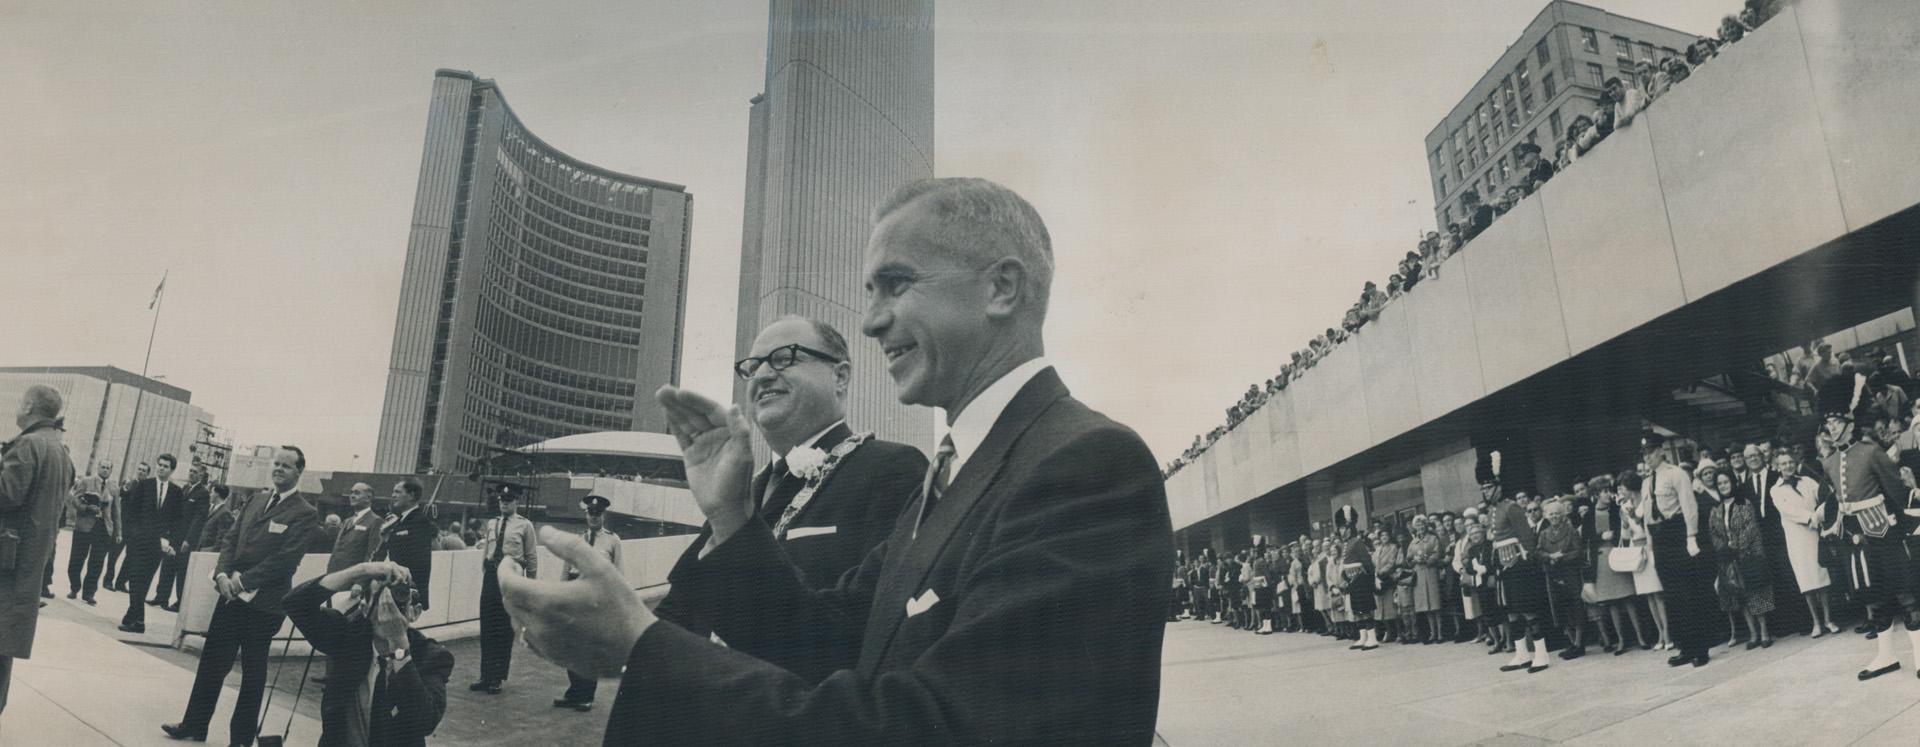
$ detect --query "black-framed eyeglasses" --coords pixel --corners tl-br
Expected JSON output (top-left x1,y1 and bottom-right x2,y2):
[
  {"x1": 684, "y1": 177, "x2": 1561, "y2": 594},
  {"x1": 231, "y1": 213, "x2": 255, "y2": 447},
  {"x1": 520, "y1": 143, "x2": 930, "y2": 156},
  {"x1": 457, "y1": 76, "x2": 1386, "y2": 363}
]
[{"x1": 734, "y1": 344, "x2": 842, "y2": 380}]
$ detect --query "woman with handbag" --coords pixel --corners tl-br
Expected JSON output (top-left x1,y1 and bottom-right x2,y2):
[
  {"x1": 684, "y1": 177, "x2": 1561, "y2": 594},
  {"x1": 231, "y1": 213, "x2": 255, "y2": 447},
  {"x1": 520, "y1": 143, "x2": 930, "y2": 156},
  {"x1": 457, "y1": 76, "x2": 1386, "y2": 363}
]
[
  {"x1": 1408, "y1": 517, "x2": 1446, "y2": 644},
  {"x1": 1591, "y1": 474, "x2": 1650, "y2": 654},
  {"x1": 1770, "y1": 448, "x2": 1839, "y2": 637},
  {"x1": 1708, "y1": 469, "x2": 1776, "y2": 649},
  {"x1": 1370, "y1": 528, "x2": 1403, "y2": 642},
  {"x1": 1621, "y1": 469, "x2": 1672, "y2": 651}
]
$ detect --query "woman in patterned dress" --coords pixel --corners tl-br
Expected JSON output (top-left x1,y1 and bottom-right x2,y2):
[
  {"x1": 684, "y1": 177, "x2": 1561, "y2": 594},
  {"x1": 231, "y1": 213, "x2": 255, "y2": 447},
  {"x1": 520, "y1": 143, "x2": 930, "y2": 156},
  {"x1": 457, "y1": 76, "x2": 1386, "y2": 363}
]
[{"x1": 1709, "y1": 469, "x2": 1775, "y2": 649}]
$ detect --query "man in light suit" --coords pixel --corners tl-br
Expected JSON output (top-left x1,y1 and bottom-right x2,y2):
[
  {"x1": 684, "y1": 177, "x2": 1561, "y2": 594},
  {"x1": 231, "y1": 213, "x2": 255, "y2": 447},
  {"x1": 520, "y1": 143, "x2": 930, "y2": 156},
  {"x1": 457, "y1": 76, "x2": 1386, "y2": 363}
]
[
  {"x1": 313, "y1": 481, "x2": 385, "y2": 685},
  {"x1": 65, "y1": 460, "x2": 118, "y2": 604},
  {"x1": 163, "y1": 446, "x2": 319, "y2": 745},
  {"x1": 652, "y1": 316, "x2": 927, "y2": 636},
  {"x1": 118, "y1": 452, "x2": 183, "y2": 634},
  {"x1": 499, "y1": 177, "x2": 1175, "y2": 745}
]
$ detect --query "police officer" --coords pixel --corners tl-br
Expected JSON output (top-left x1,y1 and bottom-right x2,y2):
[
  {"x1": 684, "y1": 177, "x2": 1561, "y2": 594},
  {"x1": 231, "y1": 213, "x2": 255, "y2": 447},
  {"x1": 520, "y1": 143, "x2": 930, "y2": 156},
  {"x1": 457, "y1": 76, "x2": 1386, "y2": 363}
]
[
  {"x1": 553, "y1": 494, "x2": 622, "y2": 712},
  {"x1": 473, "y1": 488, "x2": 535, "y2": 694}
]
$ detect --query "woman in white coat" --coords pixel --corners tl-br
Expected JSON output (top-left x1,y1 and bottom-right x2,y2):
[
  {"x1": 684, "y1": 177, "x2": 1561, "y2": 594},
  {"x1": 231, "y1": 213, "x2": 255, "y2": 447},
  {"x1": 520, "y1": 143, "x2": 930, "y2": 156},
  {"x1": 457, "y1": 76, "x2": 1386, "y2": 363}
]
[{"x1": 1769, "y1": 449, "x2": 1839, "y2": 636}]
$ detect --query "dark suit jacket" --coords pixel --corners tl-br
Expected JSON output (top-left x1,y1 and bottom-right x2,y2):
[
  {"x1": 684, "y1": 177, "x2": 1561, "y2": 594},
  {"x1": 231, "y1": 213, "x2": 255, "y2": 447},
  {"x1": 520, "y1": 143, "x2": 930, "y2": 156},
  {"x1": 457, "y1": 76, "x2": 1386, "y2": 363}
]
[
  {"x1": 178, "y1": 482, "x2": 211, "y2": 550},
  {"x1": 283, "y1": 578, "x2": 454, "y2": 747},
  {"x1": 120, "y1": 477, "x2": 184, "y2": 548},
  {"x1": 198, "y1": 502, "x2": 237, "y2": 550},
  {"x1": 611, "y1": 368, "x2": 1175, "y2": 746},
  {"x1": 654, "y1": 424, "x2": 925, "y2": 635},
  {"x1": 217, "y1": 490, "x2": 319, "y2": 616},
  {"x1": 377, "y1": 507, "x2": 437, "y2": 610},
  {"x1": 328, "y1": 509, "x2": 387, "y2": 573}
]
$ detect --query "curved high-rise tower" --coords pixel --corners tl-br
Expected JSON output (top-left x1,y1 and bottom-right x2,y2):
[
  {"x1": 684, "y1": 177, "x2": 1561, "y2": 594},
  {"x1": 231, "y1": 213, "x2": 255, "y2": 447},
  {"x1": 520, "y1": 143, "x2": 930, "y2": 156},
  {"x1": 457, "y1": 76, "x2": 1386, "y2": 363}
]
[
  {"x1": 736, "y1": 0, "x2": 937, "y2": 453},
  {"x1": 376, "y1": 70, "x2": 692, "y2": 474}
]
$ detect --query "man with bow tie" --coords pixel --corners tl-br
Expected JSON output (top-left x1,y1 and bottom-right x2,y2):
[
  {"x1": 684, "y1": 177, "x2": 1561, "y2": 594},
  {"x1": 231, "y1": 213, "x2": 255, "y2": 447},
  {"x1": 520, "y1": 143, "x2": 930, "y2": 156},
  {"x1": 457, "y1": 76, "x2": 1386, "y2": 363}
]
[{"x1": 651, "y1": 316, "x2": 927, "y2": 637}]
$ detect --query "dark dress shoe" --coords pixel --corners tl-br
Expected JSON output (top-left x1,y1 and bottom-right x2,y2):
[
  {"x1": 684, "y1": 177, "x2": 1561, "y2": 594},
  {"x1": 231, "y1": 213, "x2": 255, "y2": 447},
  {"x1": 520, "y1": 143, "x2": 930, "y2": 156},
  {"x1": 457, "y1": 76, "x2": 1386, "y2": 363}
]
[
  {"x1": 311, "y1": 675, "x2": 329, "y2": 685},
  {"x1": 41, "y1": 588, "x2": 55, "y2": 599},
  {"x1": 553, "y1": 697, "x2": 594, "y2": 711},
  {"x1": 1746, "y1": 640, "x2": 1760, "y2": 651},
  {"x1": 1760, "y1": 639, "x2": 1774, "y2": 648},
  {"x1": 147, "y1": 598, "x2": 165, "y2": 607},
  {"x1": 160, "y1": 722, "x2": 207, "y2": 741},
  {"x1": 1560, "y1": 646, "x2": 1586, "y2": 660},
  {"x1": 67, "y1": 590, "x2": 78, "y2": 599},
  {"x1": 1527, "y1": 664, "x2": 1549, "y2": 674},
  {"x1": 1498, "y1": 662, "x2": 1529, "y2": 672},
  {"x1": 1613, "y1": 646, "x2": 1630, "y2": 656},
  {"x1": 1667, "y1": 654, "x2": 1691, "y2": 667},
  {"x1": 1859, "y1": 662, "x2": 1901, "y2": 681},
  {"x1": 1692, "y1": 655, "x2": 1710, "y2": 667},
  {"x1": 83, "y1": 597, "x2": 97, "y2": 606},
  {"x1": 165, "y1": 603, "x2": 180, "y2": 612},
  {"x1": 469, "y1": 681, "x2": 502, "y2": 694},
  {"x1": 119, "y1": 623, "x2": 146, "y2": 634}
]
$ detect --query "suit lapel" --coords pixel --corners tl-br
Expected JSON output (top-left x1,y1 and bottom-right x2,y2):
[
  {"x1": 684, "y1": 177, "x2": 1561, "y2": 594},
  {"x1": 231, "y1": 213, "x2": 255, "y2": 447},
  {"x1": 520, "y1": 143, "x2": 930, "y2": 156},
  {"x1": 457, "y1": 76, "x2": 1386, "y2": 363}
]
[{"x1": 865, "y1": 369, "x2": 1070, "y2": 669}]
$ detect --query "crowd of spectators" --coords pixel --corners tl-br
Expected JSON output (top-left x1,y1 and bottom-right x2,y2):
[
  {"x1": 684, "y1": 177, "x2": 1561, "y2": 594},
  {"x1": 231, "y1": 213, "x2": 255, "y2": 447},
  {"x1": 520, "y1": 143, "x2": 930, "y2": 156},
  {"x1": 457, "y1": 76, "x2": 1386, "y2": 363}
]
[
  {"x1": 1166, "y1": 0, "x2": 1787, "y2": 478},
  {"x1": 1173, "y1": 388, "x2": 1920, "y2": 676}
]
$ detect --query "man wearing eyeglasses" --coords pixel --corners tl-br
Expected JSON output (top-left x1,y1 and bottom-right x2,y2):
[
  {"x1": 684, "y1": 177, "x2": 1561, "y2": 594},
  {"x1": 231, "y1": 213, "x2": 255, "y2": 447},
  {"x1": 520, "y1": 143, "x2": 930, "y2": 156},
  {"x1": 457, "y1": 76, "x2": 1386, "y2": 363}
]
[
  {"x1": 652, "y1": 316, "x2": 928, "y2": 637},
  {"x1": 499, "y1": 178, "x2": 1174, "y2": 745}
]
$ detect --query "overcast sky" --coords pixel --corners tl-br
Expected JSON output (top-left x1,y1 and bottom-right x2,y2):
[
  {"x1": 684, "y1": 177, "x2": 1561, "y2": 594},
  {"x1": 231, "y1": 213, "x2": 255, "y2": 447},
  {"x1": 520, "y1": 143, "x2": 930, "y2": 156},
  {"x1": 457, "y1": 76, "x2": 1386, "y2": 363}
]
[{"x1": 0, "y1": 0, "x2": 1731, "y2": 470}]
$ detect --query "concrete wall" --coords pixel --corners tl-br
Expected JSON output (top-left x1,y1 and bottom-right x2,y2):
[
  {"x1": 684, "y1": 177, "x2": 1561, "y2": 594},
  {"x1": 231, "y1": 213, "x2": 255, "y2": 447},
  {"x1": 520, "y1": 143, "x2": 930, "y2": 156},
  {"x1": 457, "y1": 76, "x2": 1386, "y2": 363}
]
[{"x1": 1168, "y1": 0, "x2": 1920, "y2": 533}]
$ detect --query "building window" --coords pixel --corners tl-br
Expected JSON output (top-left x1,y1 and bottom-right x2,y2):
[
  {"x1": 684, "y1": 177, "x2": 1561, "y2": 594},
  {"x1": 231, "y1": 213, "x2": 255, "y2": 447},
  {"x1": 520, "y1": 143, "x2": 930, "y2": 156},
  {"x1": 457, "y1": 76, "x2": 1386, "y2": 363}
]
[
  {"x1": 1520, "y1": 86, "x2": 1535, "y2": 115},
  {"x1": 1581, "y1": 28, "x2": 1599, "y2": 53},
  {"x1": 1536, "y1": 37, "x2": 1551, "y2": 64},
  {"x1": 1516, "y1": 59, "x2": 1530, "y2": 87},
  {"x1": 1614, "y1": 36, "x2": 1631, "y2": 59},
  {"x1": 1506, "y1": 106, "x2": 1519, "y2": 130},
  {"x1": 1549, "y1": 110, "x2": 1563, "y2": 139},
  {"x1": 1527, "y1": 128, "x2": 1539, "y2": 145},
  {"x1": 1639, "y1": 42, "x2": 1655, "y2": 62},
  {"x1": 1456, "y1": 161, "x2": 1467, "y2": 182},
  {"x1": 1439, "y1": 174, "x2": 1448, "y2": 194},
  {"x1": 1541, "y1": 71, "x2": 1556, "y2": 99},
  {"x1": 1587, "y1": 62, "x2": 1605, "y2": 86},
  {"x1": 1498, "y1": 157, "x2": 1510, "y2": 182},
  {"x1": 1443, "y1": 206, "x2": 1454, "y2": 226},
  {"x1": 1618, "y1": 59, "x2": 1635, "y2": 78},
  {"x1": 1662, "y1": 47, "x2": 1680, "y2": 61}
]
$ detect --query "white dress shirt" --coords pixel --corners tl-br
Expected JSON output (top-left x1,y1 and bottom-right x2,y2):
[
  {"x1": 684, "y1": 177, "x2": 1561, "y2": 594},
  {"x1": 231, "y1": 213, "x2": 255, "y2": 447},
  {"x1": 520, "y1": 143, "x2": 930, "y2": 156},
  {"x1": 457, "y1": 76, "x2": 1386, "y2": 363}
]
[{"x1": 944, "y1": 357, "x2": 1052, "y2": 482}]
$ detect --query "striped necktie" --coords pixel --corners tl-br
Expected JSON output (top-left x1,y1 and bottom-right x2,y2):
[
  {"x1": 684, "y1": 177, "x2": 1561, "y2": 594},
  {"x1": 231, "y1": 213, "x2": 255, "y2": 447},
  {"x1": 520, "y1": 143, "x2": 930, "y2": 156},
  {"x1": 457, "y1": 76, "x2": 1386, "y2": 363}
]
[{"x1": 913, "y1": 437, "x2": 957, "y2": 538}]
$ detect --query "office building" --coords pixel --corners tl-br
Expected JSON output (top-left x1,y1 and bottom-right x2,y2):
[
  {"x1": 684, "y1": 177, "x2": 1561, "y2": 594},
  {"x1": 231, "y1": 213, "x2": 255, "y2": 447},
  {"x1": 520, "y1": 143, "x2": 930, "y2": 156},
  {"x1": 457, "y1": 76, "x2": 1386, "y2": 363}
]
[
  {"x1": 736, "y1": 0, "x2": 937, "y2": 453},
  {"x1": 375, "y1": 70, "x2": 692, "y2": 474},
  {"x1": 1425, "y1": 2, "x2": 1696, "y2": 229},
  {"x1": 0, "y1": 366, "x2": 216, "y2": 480}
]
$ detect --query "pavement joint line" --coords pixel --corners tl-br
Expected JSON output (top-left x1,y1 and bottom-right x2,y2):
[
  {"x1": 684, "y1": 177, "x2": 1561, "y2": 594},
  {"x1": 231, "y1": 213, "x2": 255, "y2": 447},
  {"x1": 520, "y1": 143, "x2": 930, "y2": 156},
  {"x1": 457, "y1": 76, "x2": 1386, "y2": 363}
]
[
  {"x1": 14, "y1": 673, "x2": 124, "y2": 746},
  {"x1": 1843, "y1": 699, "x2": 1920, "y2": 747}
]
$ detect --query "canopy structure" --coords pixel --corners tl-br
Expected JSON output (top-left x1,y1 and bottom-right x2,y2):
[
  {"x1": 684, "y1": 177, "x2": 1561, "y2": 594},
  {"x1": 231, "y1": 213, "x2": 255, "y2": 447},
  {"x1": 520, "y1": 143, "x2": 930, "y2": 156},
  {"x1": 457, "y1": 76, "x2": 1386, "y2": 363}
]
[{"x1": 489, "y1": 431, "x2": 687, "y2": 485}]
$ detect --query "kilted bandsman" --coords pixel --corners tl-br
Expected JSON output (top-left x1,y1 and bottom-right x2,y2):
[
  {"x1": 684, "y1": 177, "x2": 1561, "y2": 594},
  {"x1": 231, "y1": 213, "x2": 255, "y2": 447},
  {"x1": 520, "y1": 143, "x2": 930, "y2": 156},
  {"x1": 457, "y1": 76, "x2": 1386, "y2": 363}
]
[
  {"x1": 1817, "y1": 385, "x2": 1920, "y2": 681},
  {"x1": 1340, "y1": 520, "x2": 1380, "y2": 651},
  {"x1": 1489, "y1": 479, "x2": 1551, "y2": 674}
]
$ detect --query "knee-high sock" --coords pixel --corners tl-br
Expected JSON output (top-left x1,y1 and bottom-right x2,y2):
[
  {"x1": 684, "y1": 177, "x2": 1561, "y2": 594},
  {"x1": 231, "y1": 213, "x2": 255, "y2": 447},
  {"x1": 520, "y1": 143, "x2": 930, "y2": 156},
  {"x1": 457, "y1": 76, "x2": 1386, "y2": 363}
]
[
  {"x1": 1531, "y1": 635, "x2": 1551, "y2": 669},
  {"x1": 1506, "y1": 637, "x2": 1531, "y2": 667}
]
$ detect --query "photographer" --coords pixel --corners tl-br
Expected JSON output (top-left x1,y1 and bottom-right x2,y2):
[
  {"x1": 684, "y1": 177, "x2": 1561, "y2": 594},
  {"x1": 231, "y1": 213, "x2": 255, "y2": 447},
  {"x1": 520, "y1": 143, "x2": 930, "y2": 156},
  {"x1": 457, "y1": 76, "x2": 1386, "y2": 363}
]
[
  {"x1": 283, "y1": 560, "x2": 454, "y2": 747},
  {"x1": 64, "y1": 461, "x2": 118, "y2": 604}
]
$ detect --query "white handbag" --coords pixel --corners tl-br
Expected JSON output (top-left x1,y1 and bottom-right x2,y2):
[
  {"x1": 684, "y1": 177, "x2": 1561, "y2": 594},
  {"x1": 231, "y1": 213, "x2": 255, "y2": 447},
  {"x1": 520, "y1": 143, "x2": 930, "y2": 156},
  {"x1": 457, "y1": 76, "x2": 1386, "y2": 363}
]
[{"x1": 1607, "y1": 545, "x2": 1646, "y2": 573}]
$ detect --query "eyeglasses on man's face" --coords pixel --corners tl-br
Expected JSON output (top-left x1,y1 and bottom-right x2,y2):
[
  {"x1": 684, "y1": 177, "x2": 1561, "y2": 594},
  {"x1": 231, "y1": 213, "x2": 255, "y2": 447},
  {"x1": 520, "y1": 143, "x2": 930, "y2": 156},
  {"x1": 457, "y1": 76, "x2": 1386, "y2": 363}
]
[{"x1": 734, "y1": 343, "x2": 842, "y2": 380}]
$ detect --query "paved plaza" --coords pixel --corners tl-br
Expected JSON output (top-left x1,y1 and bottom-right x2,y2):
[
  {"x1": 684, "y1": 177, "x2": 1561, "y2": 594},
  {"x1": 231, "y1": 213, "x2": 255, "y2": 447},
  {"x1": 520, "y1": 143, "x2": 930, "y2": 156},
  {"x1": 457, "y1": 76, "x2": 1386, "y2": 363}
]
[{"x1": 1156, "y1": 618, "x2": 1920, "y2": 745}]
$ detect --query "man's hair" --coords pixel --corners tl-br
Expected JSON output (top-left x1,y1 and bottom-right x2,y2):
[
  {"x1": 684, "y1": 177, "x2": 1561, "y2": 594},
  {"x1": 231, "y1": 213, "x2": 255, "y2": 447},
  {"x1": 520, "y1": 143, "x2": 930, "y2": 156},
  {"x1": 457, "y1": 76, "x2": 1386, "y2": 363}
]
[
  {"x1": 21, "y1": 385, "x2": 63, "y2": 420},
  {"x1": 1605, "y1": 76, "x2": 1623, "y2": 89},
  {"x1": 774, "y1": 314, "x2": 851, "y2": 365},
  {"x1": 400, "y1": 478, "x2": 424, "y2": 499},
  {"x1": 212, "y1": 484, "x2": 231, "y2": 499},
  {"x1": 872, "y1": 177, "x2": 1054, "y2": 316},
  {"x1": 280, "y1": 445, "x2": 306, "y2": 471},
  {"x1": 156, "y1": 453, "x2": 177, "y2": 468}
]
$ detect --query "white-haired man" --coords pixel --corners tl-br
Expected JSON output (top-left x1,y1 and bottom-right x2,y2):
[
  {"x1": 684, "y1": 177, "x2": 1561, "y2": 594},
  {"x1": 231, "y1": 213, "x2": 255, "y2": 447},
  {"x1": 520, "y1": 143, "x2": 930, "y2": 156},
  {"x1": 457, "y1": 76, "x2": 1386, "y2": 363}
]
[{"x1": 500, "y1": 178, "x2": 1174, "y2": 745}]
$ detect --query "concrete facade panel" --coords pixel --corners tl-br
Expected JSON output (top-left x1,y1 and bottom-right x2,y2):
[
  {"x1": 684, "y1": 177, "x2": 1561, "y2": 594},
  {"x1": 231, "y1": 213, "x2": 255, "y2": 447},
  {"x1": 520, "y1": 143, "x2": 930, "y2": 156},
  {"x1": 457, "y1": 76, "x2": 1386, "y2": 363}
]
[
  {"x1": 1793, "y1": 0, "x2": 1920, "y2": 231},
  {"x1": 1646, "y1": 12, "x2": 1848, "y2": 302},
  {"x1": 1420, "y1": 444, "x2": 1481, "y2": 513},
  {"x1": 1539, "y1": 122, "x2": 1689, "y2": 355},
  {"x1": 1406, "y1": 266, "x2": 1486, "y2": 421},
  {"x1": 1461, "y1": 198, "x2": 1571, "y2": 394},
  {"x1": 1356, "y1": 298, "x2": 1424, "y2": 443},
  {"x1": 1289, "y1": 344, "x2": 1371, "y2": 476}
]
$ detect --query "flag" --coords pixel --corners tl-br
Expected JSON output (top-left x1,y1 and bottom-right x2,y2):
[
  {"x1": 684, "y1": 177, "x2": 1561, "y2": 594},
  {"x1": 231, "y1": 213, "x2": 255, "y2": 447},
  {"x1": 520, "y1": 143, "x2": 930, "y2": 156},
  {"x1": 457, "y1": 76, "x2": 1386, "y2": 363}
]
[{"x1": 148, "y1": 273, "x2": 167, "y2": 310}]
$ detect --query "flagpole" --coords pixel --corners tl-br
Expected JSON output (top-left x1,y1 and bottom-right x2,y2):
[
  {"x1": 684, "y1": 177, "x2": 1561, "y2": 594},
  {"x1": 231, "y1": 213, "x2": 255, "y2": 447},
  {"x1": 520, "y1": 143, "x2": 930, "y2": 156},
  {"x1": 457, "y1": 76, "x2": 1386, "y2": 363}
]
[{"x1": 119, "y1": 270, "x2": 168, "y2": 472}]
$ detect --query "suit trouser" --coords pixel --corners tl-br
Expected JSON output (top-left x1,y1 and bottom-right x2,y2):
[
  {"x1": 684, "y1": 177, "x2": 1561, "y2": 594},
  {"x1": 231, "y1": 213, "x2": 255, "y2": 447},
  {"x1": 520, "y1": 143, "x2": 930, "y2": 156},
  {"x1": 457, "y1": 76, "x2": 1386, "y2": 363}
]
[
  {"x1": 181, "y1": 598, "x2": 284, "y2": 745},
  {"x1": 104, "y1": 539, "x2": 124, "y2": 588},
  {"x1": 0, "y1": 655, "x2": 12, "y2": 717},
  {"x1": 67, "y1": 529, "x2": 112, "y2": 598},
  {"x1": 153, "y1": 547, "x2": 186, "y2": 605},
  {"x1": 42, "y1": 551, "x2": 54, "y2": 591},
  {"x1": 479, "y1": 566, "x2": 512, "y2": 683},
  {"x1": 121, "y1": 542, "x2": 162, "y2": 626},
  {"x1": 1652, "y1": 518, "x2": 1721, "y2": 658},
  {"x1": 563, "y1": 670, "x2": 598, "y2": 702}
]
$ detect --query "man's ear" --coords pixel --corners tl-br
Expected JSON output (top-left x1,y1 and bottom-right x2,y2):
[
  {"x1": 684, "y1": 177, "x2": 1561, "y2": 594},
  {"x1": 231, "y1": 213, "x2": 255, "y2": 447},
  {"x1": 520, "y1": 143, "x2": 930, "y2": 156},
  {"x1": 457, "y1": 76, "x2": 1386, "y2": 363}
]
[{"x1": 983, "y1": 257, "x2": 1029, "y2": 318}]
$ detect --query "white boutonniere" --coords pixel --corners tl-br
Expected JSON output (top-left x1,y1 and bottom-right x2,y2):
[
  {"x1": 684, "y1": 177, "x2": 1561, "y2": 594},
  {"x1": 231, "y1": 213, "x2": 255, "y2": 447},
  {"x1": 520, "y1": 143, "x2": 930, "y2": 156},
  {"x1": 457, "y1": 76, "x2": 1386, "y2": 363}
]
[{"x1": 786, "y1": 446, "x2": 830, "y2": 482}]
